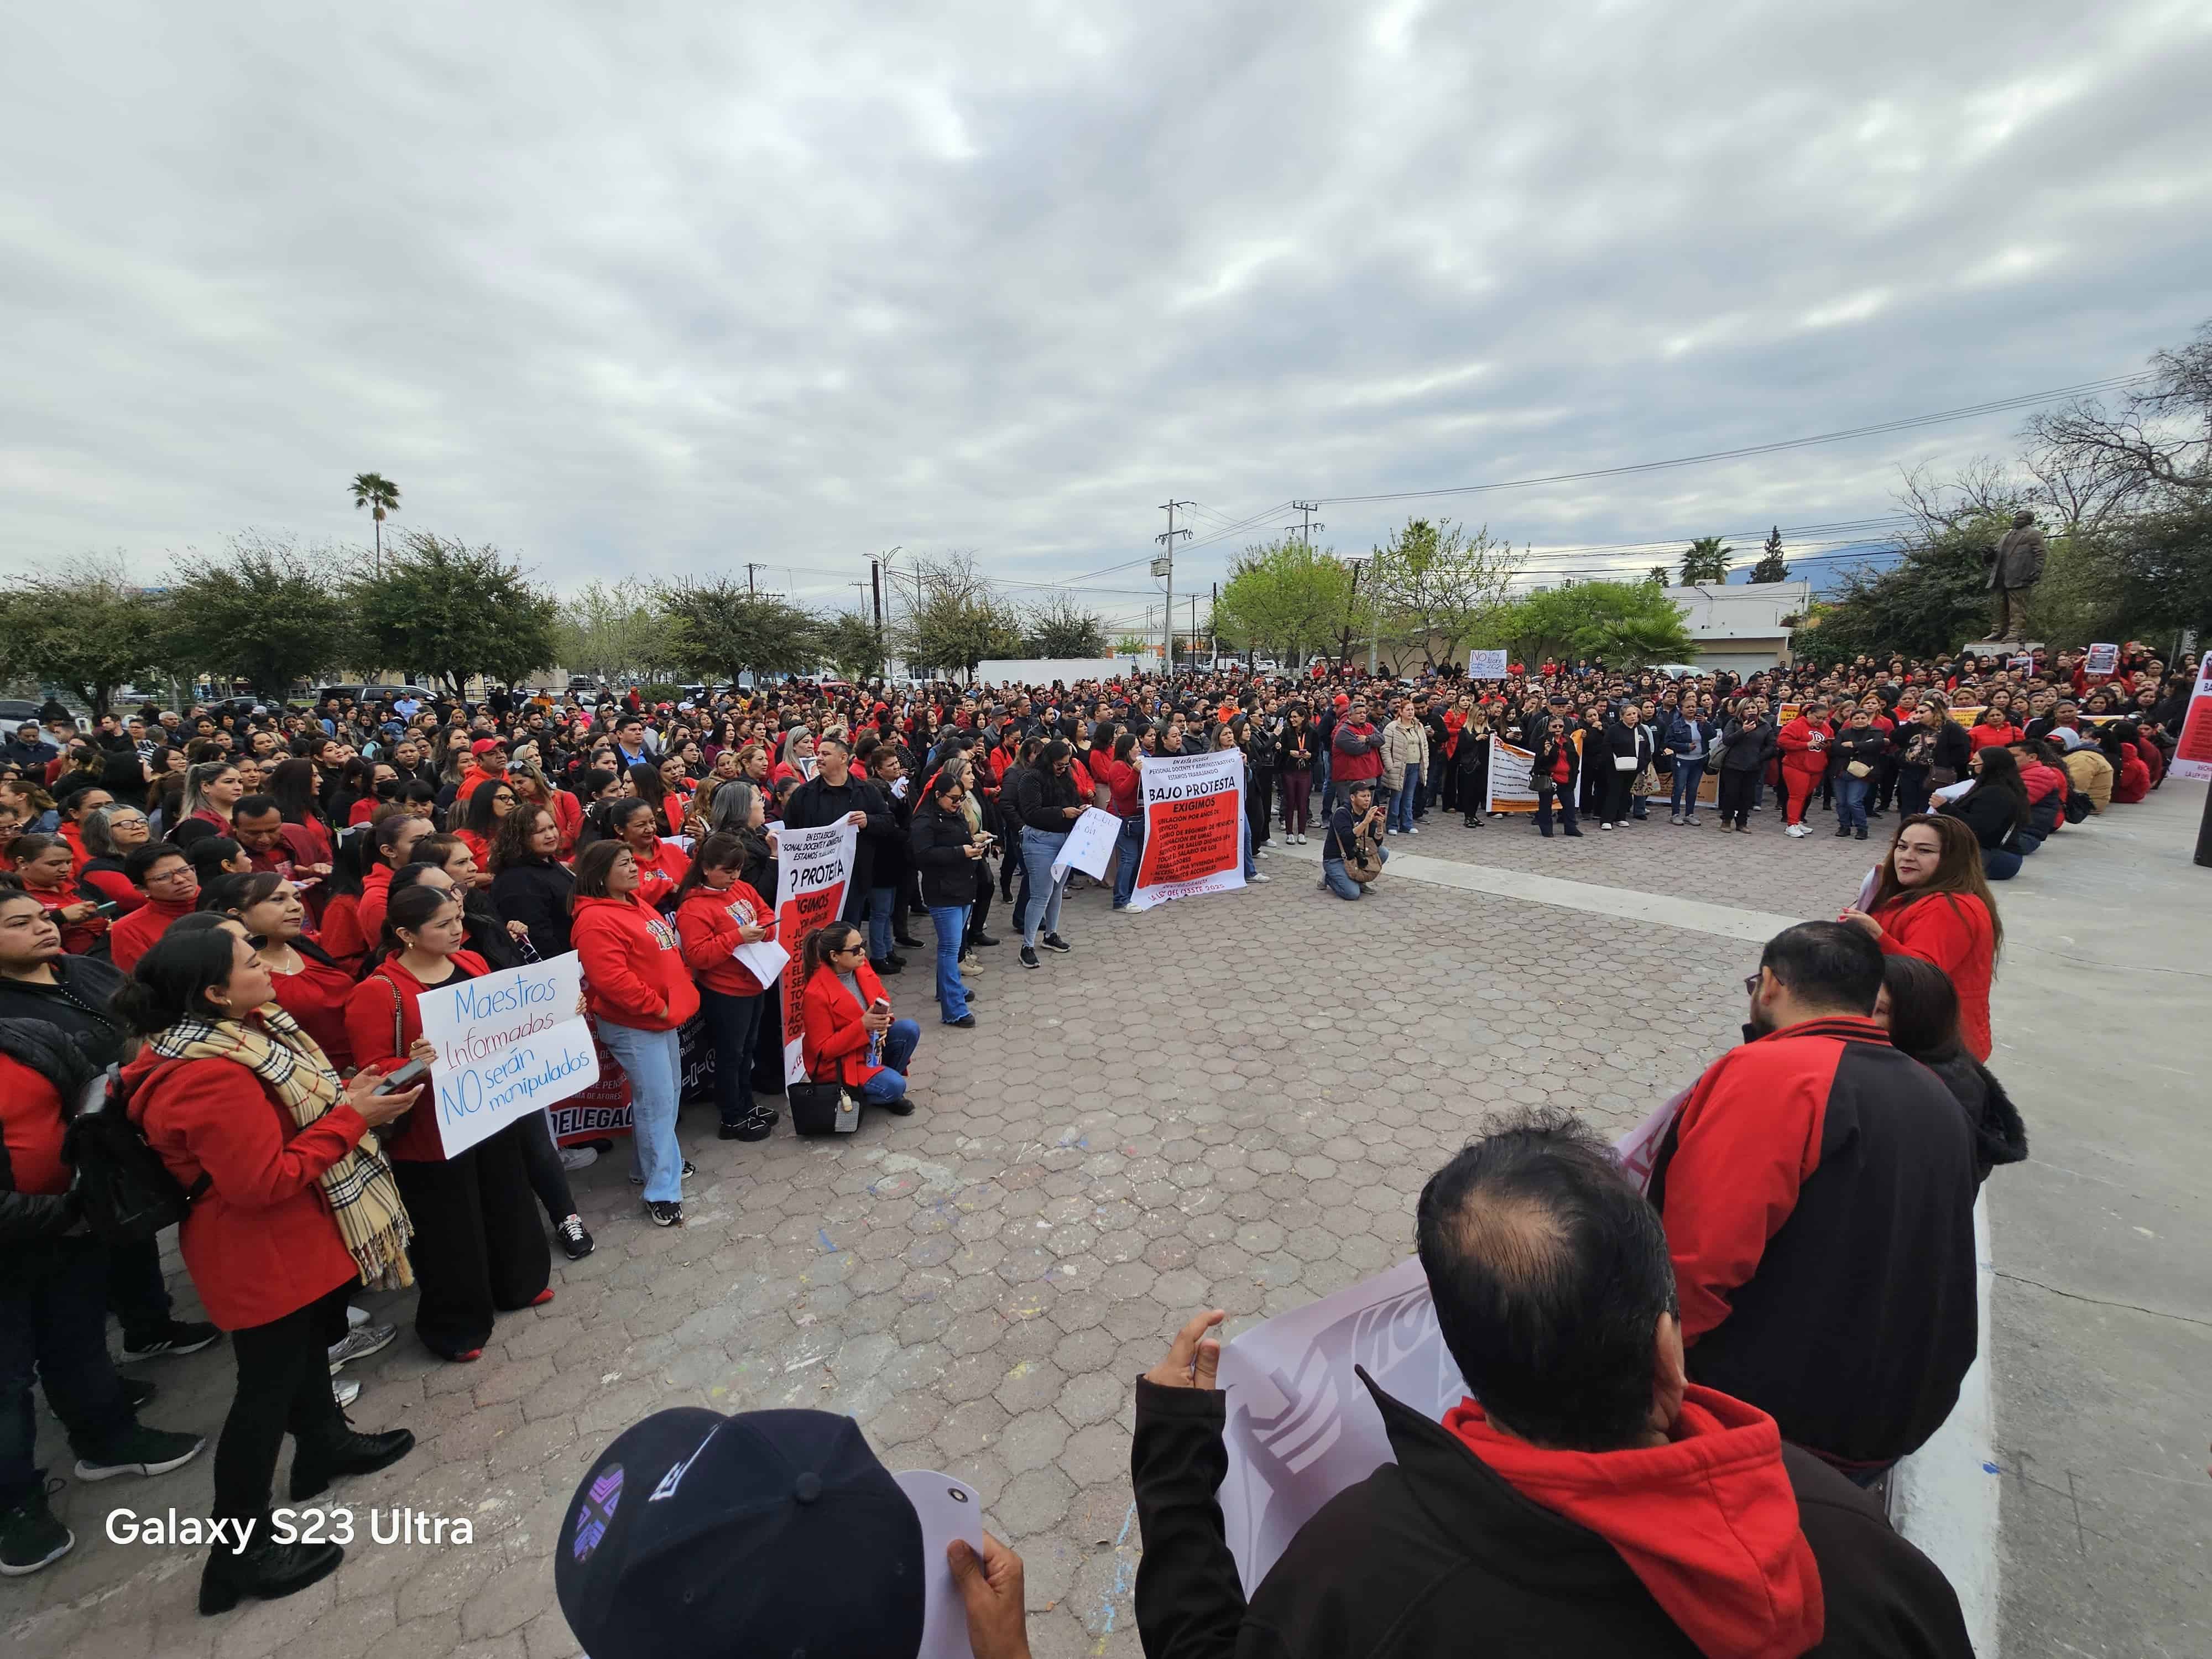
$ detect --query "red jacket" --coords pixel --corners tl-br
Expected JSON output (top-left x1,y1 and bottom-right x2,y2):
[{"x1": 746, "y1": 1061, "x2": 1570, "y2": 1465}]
[
  {"x1": 345, "y1": 951, "x2": 492, "y2": 1161},
  {"x1": 77, "y1": 862, "x2": 144, "y2": 916},
  {"x1": 573, "y1": 895, "x2": 699, "y2": 1031},
  {"x1": 23, "y1": 883, "x2": 107, "y2": 956},
  {"x1": 629, "y1": 839, "x2": 690, "y2": 911},
  {"x1": 357, "y1": 862, "x2": 395, "y2": 948},
  {"x1": 317, "y1": 894, "x2": 368, "y2": 973},
  {"x1": 109, "y1": 893, "x2": 195, "y2": 973},
  {"x1": 1776, "y1": 716, "x2": 1831, "y2": 773},
  {"x1": 123, "y1": 1046, "x2": 369, "y2": 1329},
  {"x1": 1872, "y1": 891, "x2": 1994, "y2": 1061},
  {"x1": 674, "y1": 881, "x2": 776, "y2": 997},
  {"x1": 2113, "y1": 745, "x2": 2151, "y2": 804},
  {"x1": 1092, "y1": 754, "x2": 1141, "y2": 818},
  {"x1": 270, "y1": 952, "x2": 359, "y2": 1070},
  {"x1": 0, "y1": 1053, "x2": 69, "y2": 1196},
  {"x1": 1968, "y1": 722, "x2": 2021, "y2": 753},
  {"x1": 801, "y1": 959, "x2": 891, "y2": 1088},
  {"x1": 550, "y1": 789, "x2": 584, "y2": 857}
]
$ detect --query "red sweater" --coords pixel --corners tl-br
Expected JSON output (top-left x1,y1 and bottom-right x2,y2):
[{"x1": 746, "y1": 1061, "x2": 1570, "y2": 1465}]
[
  {"x1": 0, "y1": 1053, "x2": 69, "y2": 1196},
  {"x1": 269, "y1": 952, "x2": 358, "y2": 1070},
  {"x1": 801, "y1": 959, "x2": 891, "y2": 1089},
  {"x1": 1776, "y1": 717, "x2": 1831, "y2": 772},
  {"x1": 1968, "y1": 723, "x2": 2022, "y2": 753},
  {"x1": 1872, "y1": 892, "x2": 1994, "y2": 1062},
  {"x1": 77, "y1": 863, "x2": 144, "y2": 916},
  {"x1": 124, "y1": 1047, "x2": 369, "y2": 1330},
  {"x1": 2113, "y1": 747, "x2": 2151, "y2": 804},
  {"x1": 674, "y1": 881, "x2": 776, "y2": 997},
  {"x1": 109, "y1": 893, "x2": 195, "y2": 973},
  {"x1": 629, "y1": 840, "x2": 690, "y2": 911},
  {"x1": 573, "y1": 895, "x2": 699, "y2": 1031},
  {"x1": 357, "y1": 863, "x2": 395, "y2": 947},
  {"x1": 345, "y1": 951, "x2": 491, "y2": 1161},
  {"x1": 317, "y1": 895, "x2": 368, "y2": 973},
  {"x1": 1092, "y1": 754, "x2": 1141, "y2": 818}
]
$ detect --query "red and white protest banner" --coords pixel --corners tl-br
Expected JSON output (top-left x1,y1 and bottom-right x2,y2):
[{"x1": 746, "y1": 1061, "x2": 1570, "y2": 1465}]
[
  {"x1": 2171, "y1": 656, "x2": 2212, "y2": 782},
  {"x1": 773, "y1": 821, "x2": 857, "y2": 1084},
  {"x1": 1129, "y1": 748, "x2": 1245, "y2": 911}
]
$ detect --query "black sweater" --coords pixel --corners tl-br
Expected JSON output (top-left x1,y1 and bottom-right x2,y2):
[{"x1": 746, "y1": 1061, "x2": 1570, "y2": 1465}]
[
  {"x1": 490, "y1": 858, "x2": 577, "y2": 960},
  {"x1": 909, "y1": 800, "x2": 980, "y2": 909},
  {"x1": 1013, "y1": 765, "x2": 1081, "y2": 834}
]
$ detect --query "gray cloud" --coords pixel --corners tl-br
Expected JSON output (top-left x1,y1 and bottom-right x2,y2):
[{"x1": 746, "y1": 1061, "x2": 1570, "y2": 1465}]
[{"x1": 4, "y1": 0, "x2": 2208, "y2": 632}]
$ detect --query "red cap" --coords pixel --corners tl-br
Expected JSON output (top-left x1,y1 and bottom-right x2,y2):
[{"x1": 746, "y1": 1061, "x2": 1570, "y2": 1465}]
[
  {"x1": 471, "y1": 738, "x2": 500, "y2": 756},
  {"x1": 1333, "y1": 693, "x2": 1351, "y2": 709}
]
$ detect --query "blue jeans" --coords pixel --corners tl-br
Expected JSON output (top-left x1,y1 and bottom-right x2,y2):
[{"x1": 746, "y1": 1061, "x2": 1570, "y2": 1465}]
[
  {"x1": 1241, "y1": 813, "x2": 1257, "y2": 880},
  {"x1": 855, "y1": 1019, "x2": 921, "y2": 1104},
  {"x1": 2, "y1": 1240, "x2": 135, "y2": 1504},
  {"x1": 1320, "y1": 846, "x2": 1385, "y2": 899},
  {"x1": 1835, "y1": 774, "x2": 1869, "y2": 831},
  {"x1": 1112, "y1": 814, "x2": 1142, "y2": 908},
  {"x1": 1389, "y1": 765, "x2": 1422, "y2": 832},
  {"x1": 598, "y1": 1019, "x2": 684, "y2": 1203},
  {"x1": 1671, "y1": 760, "x2": 1705, "y2": 816},
  {"x1": 697, "y1": 988, "x2": 763, "y2": 1129},
  {"x1": 1019, "y1": 826, "x2": 1067, "y2": 946},
  {"x1": 1983, "y1": 847, "x2": 2023, "y2": 880},
  {"x1": 866, "y1": 885, "x2": 896, "y2": 961},
  {"x1": 928, "y1": 904, "x2": 971, "y2": 1020}
]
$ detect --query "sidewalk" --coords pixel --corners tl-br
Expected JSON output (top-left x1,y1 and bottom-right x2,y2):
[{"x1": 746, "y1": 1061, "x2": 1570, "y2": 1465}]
[{"x1": 1982, "y1": 783, "x2": 2212, "y2": 1659}]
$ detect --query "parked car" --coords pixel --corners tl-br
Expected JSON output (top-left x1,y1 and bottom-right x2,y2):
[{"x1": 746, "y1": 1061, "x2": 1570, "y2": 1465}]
[
  {"x1": 320, "y1": 683, "x2": 438, "y2": 706},
  {"x1": 0, "y1": 699, "x2": 43, "y2": 726}
]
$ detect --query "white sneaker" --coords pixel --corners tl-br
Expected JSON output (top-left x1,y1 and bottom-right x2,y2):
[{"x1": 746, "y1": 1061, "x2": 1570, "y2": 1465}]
[
  {"x1": 1599, "y1": 822, "x2": 1613, "y2": 831},
  {"x1": 1256, "y1": 848, "x2": 1271, "y2": 858},
  {"x1": 1407, "y1": 826, "x2": 1420, "y2": 834},
  {"x1": 559, "y1": 1145, "x2": 597, "y2": 1171},
  {"x1": 1249, "y1": 871, "x2": 1272, "y2": 883},
  {"x1": 328, "y1": 1322, "x2": 398, "y2": 1374},
  {"x1": 333, "y1": 1378, "x2": 361, "y2": 1408}
]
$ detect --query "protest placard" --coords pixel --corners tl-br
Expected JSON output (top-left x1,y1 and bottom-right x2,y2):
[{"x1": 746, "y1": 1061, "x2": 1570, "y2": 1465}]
[
  {"x1": 2171, "y1": 656, "x2": 2212, "y2": 781},
  {"x1": 416, "y1": 952, "x2": 601, "y2": 1159},
  {"x1": 772, "y1": 821, "x2": 857, "y2": 1083},
  {"x1": 1052, "y1": 806, "x2": 1120, "y2": 883},
  {"x1": 2084, "y1": 641, "x2": 2120, "y2": 676},
  {"x1": 1215, "y1": 1105, "x2": 1691, "y2": 1593},
  {"x1": 1467, "y1": 648, "x2": 1508, "y2": 680},
  {"x1": 1130, "y1": 749, "x2": 1244, "y2": 911}
]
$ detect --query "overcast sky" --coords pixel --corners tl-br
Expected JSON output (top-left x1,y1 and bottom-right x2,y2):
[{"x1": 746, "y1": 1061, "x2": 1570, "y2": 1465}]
[{"x1": 5, "y1": 1, "x2": 2208, "y2": 632}]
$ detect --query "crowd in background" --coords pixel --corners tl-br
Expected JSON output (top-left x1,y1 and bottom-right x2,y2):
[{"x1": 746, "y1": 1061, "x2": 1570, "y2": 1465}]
[{"x1": 0, "y1": 636, "x2": 2169, "y2": 1635}]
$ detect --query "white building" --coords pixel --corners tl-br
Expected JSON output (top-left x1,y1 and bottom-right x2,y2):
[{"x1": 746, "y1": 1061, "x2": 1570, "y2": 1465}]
[{"x1": 1665, "y1": 580, "x2": 1811, "y2": 675}]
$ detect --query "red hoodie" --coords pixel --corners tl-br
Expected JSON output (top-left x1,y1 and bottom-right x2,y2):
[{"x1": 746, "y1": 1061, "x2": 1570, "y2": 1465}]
[
  {"x1": 674, "y1": 880, "x2": 776, "y2": 997},
  {"x1": 1445, "y1": 1386, "x2": 1824, "y2": 1659},
  {"x1": 573, "y1": 894, "x2": 700, "y2": 1031}
]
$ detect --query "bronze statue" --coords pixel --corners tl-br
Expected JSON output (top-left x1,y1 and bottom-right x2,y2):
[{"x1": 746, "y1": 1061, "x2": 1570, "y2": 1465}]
[{"x1": 1983, "y1": 509, "x2": 2047, "y2": 643}]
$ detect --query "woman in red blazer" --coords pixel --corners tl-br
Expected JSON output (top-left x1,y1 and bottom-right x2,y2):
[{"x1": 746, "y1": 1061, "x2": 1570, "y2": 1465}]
[
  {"x1": 121, "y1": 919, "x2": 419, "y2": 1611},
  {"x1": 1839, "y1": 813, "x2": 1999, "y2": 1062},
  {"x1": 572, "y1": 841, "x2": 699, "y2": 1227},
  {"x1": 346, "y1": 883, "x2": 552, "y2": 1361},
  {"x1": 799, "y1": 920, "x2": 919, "y2": 1113}
]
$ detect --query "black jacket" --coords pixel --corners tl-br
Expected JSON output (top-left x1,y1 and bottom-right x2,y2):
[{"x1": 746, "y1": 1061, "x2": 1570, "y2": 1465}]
[
  {"x1": 490, "y1": 857, "x2": 578, "y2": 961},
  {"x1": 1830, "y1": 726, "x2": 1888, "y2": 778},
  {"x1": 1013, "y1": 765, "x2": 1081, "y2": 835},
  {"x1": 1130, "y1": 1371, "x2": 1973, "y2": 1659},
  {"x1": 1940, "y1": 784, "x2": 2026, "y2": 851},
  {"x1": 0, "y1": 954, "x2": 131, "y2": 1070},
  {"x1": 783, "y1": 770, "x2": 894, "y2": 891},
  {"x1": 1716, "y1": 717, "x2": 1775, "y2": 774},
  {"x1": 1923, "y1": 1048, "x2": 2029, "y2": 1185},
  {"x1": 909, "y1": 800, "x2": 980, "y2": 910}
]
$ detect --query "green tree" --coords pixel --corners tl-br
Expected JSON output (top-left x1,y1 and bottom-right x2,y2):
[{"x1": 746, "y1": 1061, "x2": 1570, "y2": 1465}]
[
  {"x1": 161, "y1": 532, "x2": 359, "y2": 701},
  {"x1": 2026, "y1": 319, "x2": 2210, "y2": 500},
  {"x1": 350, "y1": 472, "x2": 401, "y2": 573},
  {"x1": 552, "y1": 579, "x2": 660, "y2": 684},
  {"x1": 1021, "y1": 597, "x2": 1107, "y2": 658},
  {"x1": 895, "y1": 553, "x2": 1023, "y2": 680},
  {"x1": 1214, "y1": 538, "x2": 1365, "y2": 667},
  {"x1": 2107, "y1": 498, "x2": 2212, "y2": 638},
  {"x1": 1494, "y1": 580, "x2": 1698, "y2": 669},
  {"x1": 816, "y1": 609, "x2": 887, "y2": 680},
  {"x1": 1802, "y1": 529, "x2": 1996, "y2": 661},
  {"x1": 655, "y1": 578, "x2": 819, "y2": 685},
  {"x1": 1750, "y1": 526, "x2": 1790, "y2": 583},
  {"x1": 351, "y1": 529, "x2": 560, "y2": 692},
  {"x1": 1113, "y1": 633, "x2": 1151, "y2": 657},
  {"x1": 0, "y1": 555, "x2": 169, "y2": 715},
  {"x1": 1646, "y1": 565, "x2": 1670, "y2": 586},
  {"x1": 1365, "y1": 517, "x2": 1525, "y2": 666},
  {"x1": 1677, "y1": 535, "x2": 1734, "y2": 585}
]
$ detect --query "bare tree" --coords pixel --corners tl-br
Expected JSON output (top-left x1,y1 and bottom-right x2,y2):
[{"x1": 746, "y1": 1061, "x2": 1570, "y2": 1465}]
[{"x1": 2025, "y1": 321, "x2": 2211, "y2": 498}]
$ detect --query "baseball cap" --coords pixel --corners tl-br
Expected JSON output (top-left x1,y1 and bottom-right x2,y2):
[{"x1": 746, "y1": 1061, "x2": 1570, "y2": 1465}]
[
  {"x1": 471, "y1": 738, "x2": 501, "y2": 756},
  {"x1": 1333, "y1": 693, "x2": 1350, "y2": 709},
  {"x1": 556, "y1": 1407, "x2": 984, "y2": 1659}
]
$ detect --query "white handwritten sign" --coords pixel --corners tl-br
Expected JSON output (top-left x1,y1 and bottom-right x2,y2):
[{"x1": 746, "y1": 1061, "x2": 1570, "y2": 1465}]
[
  {"x1": 417, "y1": 953, "x2": 601, "y2": 1159},
  {"x1": 1468, "y1": 649, "x2": 1508, "y2": 680},
  {"x1": 1052, "y1": 806, "x2": 1121, "y2": 883}
]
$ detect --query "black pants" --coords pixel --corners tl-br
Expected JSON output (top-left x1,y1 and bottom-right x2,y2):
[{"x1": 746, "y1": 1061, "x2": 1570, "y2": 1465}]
[
  {"x1": 699, "y1": 987, "x2": 765, "y2": 1128},
  {"x1": 1600, "y1": 766, "x2": 1635, "y2": 824},
  {"x1": 751, "y1": 986, "x2": 786, "y2": 1093},
  {"x1": 515, "y1": 1108, "x2": 577, "y2": 1227},
  {"x1": 1898, "y1": 769, "x2": 1932, "y2": 820},
  {"x1": 212, "y1": 1284, "x2": 350, "y2": 1524},
  {"x1": 2, "y1": 1240, "x2": 135, "y2": 1504},
  {"x1": 964, "y1": 870, "x2": 993, "y2": 952},
  {"x1": 1249, "y1": 769, "x2": 1274, "y2": 848},
  {"x1": 1717, "y1": 769, "x2": 1757, "y2": 827},
  {"x1": 105, "y1": 1233, "x2": 175, "y2": 1342},
  {"x1": 391, "y1": 1125, "x2": 550, "y2": 1360}
]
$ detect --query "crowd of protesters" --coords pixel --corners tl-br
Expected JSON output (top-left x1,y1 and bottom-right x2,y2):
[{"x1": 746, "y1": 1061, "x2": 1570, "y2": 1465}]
[{"x1": 0, "y1": 633, "x2": 2169, "y2": 1640}]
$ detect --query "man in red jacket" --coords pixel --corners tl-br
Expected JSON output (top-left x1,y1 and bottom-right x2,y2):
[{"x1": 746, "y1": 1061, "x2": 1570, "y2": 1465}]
[
  {"x1": 1648, "y1": 921, "x2": 1979, "y2": 1482},
  {"x1": 1328, "y1": 697, "x2": 1384, "y2": 815}
]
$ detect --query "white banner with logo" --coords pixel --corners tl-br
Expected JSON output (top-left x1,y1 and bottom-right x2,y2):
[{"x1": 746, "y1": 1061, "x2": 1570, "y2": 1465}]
[
  {"x1": 772, "y1": 822, "x2": 858, "y2": 1084},
  {"x1": 1129, "y1": 749, "x2": 1245, "y2": 911}
]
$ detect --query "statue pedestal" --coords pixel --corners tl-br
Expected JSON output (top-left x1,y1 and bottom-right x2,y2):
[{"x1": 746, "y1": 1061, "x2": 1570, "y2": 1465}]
[{"x1": 1956, "y1": 640, "x2": 2044, "y2": 662}]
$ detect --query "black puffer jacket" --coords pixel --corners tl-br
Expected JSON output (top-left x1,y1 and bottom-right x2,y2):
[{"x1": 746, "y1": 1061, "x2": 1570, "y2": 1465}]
[
  {"x1": 1922, "y1": 1048, "x2": 2030, "y2": 1185},
  {"x1": 909, "y1": 799, "x2": 981, "y2": 910}
]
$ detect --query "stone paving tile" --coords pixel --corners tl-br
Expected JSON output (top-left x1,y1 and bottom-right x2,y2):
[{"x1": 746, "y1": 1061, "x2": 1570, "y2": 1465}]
[
  {"x1": 13, "y1": 834, "x2": 1789, "y2": 1658},
  {"x1": 1329, "y1": 787, "x2": 1887, "y2": 915}
]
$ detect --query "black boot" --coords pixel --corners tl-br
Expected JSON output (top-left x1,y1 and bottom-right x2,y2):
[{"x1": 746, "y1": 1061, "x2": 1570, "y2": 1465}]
[
  {"x1": 289, "y1": 1427, "x2": 416, "y2": 1502},
  {"x1": 893, "y1": 932, "x2": 924, "y2": 950},
  {"x1": 199, "y1": 1532, "x2": 342, "y2": 1615}
]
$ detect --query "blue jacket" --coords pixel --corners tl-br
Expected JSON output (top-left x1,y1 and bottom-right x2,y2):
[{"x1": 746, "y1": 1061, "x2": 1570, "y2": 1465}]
[{"x1": 1663, "y1": 715, "x2": 1710, "y2": 762}]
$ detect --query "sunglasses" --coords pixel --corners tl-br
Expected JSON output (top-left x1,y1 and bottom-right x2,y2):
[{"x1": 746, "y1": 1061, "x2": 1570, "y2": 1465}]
[{"x1": 1743, "y1": 972, "x2": 1764, "y2": 997}]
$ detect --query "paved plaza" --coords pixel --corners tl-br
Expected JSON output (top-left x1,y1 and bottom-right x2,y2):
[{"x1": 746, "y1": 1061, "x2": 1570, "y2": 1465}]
[{"x1": 9, "y1": 789, "x2": 2206, "y2": 1659}]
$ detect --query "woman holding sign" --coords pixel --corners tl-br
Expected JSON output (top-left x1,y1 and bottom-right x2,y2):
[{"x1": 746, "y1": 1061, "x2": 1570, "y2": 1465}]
[
  {"x1": 346, "y1": 884, "x2": 554, "y2": 1358},
  {"x1": 672, "y1": 832, "x2": 780, "y2": 1142},
  {"x1": 573, "y1": 841, "x2": 700, "y2": 1228}
]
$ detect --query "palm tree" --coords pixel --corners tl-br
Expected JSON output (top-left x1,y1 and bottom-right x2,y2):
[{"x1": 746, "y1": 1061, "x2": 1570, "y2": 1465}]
[
  {"x1": 1677, "y1": 535, "x2": 1734, "y2": 585},
  {"x1": 351, "y1": 473, "x2": 401, "y2": 576}
]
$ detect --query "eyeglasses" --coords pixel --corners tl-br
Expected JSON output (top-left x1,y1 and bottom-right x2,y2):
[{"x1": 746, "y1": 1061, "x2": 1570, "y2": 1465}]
[{"x1": 1743, "y1": 972, "x2": 1763, "y2": 997}]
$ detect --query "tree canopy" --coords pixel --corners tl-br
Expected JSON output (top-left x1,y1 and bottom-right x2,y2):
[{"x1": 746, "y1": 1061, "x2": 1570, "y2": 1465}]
[
  {"x1": 816, "y1": 609, "x2": 886, "y2": 681},
  {"x1": 552, "y1": 579, "x2": 660, "y2": 685},
  {"x1": 1677, "y1": 535, "x2": 1734, "y2": 585},
  {"x1": 1364, "y1": 517, "x2": 1524, "y2": 667},
  {"x1": 1213, "y1": 536, "x2": 1365, "y2": 667},
  {"x1": 1021, "y1": 597, "x2": 1107, "y2": 659},
  {"x1": 163, "y1": 531, "x2": 358, "y2": 699},
  {"x1": 655, "y1": 578, "x2": 819, "y2": 685},
  {"x1": 896, "y1": 553, "x2": 1022, "y2": 678},
  {"x1": 1750, "y1": 527, "x2": 1790, "y2": 583},
  {"x1": 351, "y1": 530, "x2": 560, "y2": 692},
  {"x1": 0, "y1": 556, "x2": 168, "y2": 715},
  {"x1": 1490, "y1": 580, "x2": 1698, "y2": 669}
]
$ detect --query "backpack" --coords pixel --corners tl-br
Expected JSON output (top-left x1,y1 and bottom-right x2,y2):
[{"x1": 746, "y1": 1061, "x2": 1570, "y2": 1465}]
[
  {"x1": 60, "y1": 1064, "x2": 210, "y2": 1244},
  {"x1": 2063, "y1": 785, "x2": 2091, "y2": 825}
]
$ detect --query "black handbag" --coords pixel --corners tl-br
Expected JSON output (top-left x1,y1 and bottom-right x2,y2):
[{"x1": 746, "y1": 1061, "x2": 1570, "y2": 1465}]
[{"x1": 789, "y1": 1078, "x2": 861, "y2": 1136}]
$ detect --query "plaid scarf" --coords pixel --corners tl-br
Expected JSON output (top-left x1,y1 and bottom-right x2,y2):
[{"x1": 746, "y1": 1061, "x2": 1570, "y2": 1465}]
[{"x1": 148, "y1": 1005, "x2": 415, "y2": 1291}]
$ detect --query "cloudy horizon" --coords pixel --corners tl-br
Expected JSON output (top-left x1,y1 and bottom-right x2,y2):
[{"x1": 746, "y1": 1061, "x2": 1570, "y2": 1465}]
[{"x1": 5, "y1": 1, "x2": 2208, "y2": 634}]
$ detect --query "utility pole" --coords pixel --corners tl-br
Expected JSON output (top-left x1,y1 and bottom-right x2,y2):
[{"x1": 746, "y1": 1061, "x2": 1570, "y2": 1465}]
[
  {"x1": 1289, "y1": 500, "x2": 1325, "y2": 547},
  {"x1": 1211, "y1": 581, "x2": 1219, "y2": 666},
  {"x1": 1339, "y1": 556, "x2": 1366, "y2": 671},
  {"x1": 1155, "y1": 500, "x2": 1192, "y2": 676},
  {"x1": 744, "y1": 562, "x2": 766, "y2": 597}
]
